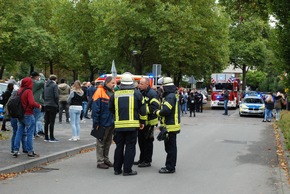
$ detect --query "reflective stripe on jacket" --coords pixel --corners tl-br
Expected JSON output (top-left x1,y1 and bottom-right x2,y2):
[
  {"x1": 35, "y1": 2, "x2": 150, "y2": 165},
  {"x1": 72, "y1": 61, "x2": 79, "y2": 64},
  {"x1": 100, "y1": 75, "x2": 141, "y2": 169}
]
[
  {"x1": 109, "y1": 88, "x2": 146, "y2": 131},
  {"x1": 156, "y1": 93, "x2": 180, "y2": 133}
]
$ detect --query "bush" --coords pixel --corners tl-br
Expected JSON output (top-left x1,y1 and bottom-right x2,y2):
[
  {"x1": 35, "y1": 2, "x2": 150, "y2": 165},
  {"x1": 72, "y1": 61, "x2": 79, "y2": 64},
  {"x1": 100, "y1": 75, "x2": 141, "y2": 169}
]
[{"x1": 277, "y1": 110, "x2": 290, "y2": 150}]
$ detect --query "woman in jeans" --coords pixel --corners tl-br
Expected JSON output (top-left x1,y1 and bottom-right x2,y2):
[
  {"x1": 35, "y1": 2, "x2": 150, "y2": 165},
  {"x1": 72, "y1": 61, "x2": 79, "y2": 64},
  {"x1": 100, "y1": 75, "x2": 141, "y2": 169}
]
[
  {"x1": 67, "y1": 80, "x2": 86, "y2": 141},
  {"x1": 263, "y1": 93, "x2": 274, "y2": 122}
]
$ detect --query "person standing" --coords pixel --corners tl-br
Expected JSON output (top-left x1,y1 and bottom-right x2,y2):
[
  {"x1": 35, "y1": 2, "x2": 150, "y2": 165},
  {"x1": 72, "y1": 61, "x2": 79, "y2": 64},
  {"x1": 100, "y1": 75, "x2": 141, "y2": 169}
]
[
  {"x1": 274, "y1": 92, "x2": 285, "y2": 121},
  {"x1": 12, "y1": 77, "x2": 41, "y2": 158},
  {"x1": 92, "y1": 77, "x2": 115, "y2": 169},
  {"x1": 43, "y1": 74, "x2": 59, "y2": 142},
  {"x1": 85, "y1": 81, "x2": 97, "y2": 119},
  {"x1": 181, "y1": 89, "x2": 188, "y2": 114},
  {"x1": 8, "y1": 89, "x2": 27, "y2": 154},
  {"x1": 188, "y1": 90, "x2": 196, "y2": 117},
  {"x1": 109, "y1": 73, "x2": 146, "y2": 176},
  {"x1": 222, "y1": 89, "x2": 229, "y2": 115},
  {"x1": 263, "y1": 93, "x2": 274, "y2": 122},
  {"x1": 80, "y1": 82, "x2": 89, "y2": 121},
  {"x1": 67, "y1": 80, "x2": 86, "y2": 141},
  {"x1": 31, "y1": 72, "x2": 45, "y2": 137},
  {"x1": 135, "y1": 77, "x2": 160, "y2": 167},
  {"x1": 154, "y1": 77, "x2": 181, "y2": 174},
  {"x1": 58, "y1": 78, "x2": 70, "y2": 123},
  {"x1": 0, "y1": 83, "x2": 14, "y2": 131}
]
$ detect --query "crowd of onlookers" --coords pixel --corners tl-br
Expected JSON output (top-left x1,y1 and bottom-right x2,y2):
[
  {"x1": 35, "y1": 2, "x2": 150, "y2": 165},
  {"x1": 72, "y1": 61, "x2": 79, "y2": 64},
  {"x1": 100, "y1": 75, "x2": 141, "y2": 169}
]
[
  {"x1": 178, "y1": 89, "x2": 205, "y2": 117},
  {"x1": 0, "y1": 72, "x2": 98, "y2": 158}
]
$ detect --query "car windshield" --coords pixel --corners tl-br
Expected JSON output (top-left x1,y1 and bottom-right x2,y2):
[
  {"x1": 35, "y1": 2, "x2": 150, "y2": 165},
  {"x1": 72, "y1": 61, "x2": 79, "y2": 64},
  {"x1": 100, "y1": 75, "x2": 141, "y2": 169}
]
[{"x1": 244, "y1": 98, "x2": 263, "y2": 104}]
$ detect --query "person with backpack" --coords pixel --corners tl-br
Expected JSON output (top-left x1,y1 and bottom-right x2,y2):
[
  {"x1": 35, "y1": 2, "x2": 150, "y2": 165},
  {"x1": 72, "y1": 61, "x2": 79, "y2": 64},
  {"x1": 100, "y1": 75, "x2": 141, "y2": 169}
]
[
  {"x1": 0, "y1": 83, "x2": 14, "y2": 131},
  {"x1": 12, "y1": 77, "x2": 41, "y2": 158}
]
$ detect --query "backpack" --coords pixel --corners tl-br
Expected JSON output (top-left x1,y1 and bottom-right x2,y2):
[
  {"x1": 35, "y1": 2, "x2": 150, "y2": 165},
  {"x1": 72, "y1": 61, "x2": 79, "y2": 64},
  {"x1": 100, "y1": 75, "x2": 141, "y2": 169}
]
[{"x1": 7, "y1": 88, "x2": 27, "y2": 119}]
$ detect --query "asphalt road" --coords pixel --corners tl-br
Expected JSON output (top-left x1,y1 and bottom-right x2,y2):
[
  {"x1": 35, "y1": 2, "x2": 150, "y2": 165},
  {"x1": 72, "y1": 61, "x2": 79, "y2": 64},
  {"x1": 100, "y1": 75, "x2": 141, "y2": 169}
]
[{"x1": 1, "y1": 109, "x2": 290, "y2": 194}]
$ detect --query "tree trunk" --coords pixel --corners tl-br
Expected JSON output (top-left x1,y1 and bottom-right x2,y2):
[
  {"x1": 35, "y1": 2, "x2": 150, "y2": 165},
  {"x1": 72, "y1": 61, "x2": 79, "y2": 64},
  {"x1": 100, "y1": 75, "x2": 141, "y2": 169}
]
[
  {"x1": 73, "y1": 70, "x2": 78, "y2": 81},
  {"x1": 49, "y1": 60, "x2": 53, "y2": 74},
  {"x1": 30, "y1": 63, "x2": 34, "y2": 75},
  {"x1": 242, "y1": 64, "x2": 247, "y2": 91},
  {"x1": 0, "y1": 65, "x2": 5, "y2": 80}
]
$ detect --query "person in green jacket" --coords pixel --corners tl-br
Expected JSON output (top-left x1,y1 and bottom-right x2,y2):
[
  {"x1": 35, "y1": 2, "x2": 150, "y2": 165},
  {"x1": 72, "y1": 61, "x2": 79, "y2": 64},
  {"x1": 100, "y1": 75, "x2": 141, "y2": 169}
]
[{"x1": 31, "y1": 71, "x2": 45, "y2": 137}]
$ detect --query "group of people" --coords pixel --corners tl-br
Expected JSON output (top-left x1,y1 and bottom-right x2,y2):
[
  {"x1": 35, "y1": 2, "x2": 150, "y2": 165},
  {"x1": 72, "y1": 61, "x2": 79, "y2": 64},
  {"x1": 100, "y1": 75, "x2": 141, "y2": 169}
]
[
  {"x1": 1, "y1": 72, "x2": 181, "y2": 175},
  {"x1": 91, "y1": 73, "x2": 181, "y2": 175},
  {"x1": 0, "y1": 72, "x2": 98, "y2": 158},
  {"x1": 179, "y1": 89, "x2": 204, "y2": 117},
  {"x1": 262, "y1": 91, "x2": 286, "y2": 122}
]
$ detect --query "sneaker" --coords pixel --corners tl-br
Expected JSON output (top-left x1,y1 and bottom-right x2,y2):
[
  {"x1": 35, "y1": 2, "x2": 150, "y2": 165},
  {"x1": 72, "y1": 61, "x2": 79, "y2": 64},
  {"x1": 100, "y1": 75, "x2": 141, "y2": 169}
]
[
  {"x1": 138, "y1": 162, "x2": 151, "y2": 168},
  {"x1": 10, "y1": 151, "x2": 14, "y2": 155},
  {"x1": 68, "y1": 137, "x2": 78, "y2": 141},
  {"x1": 104, "y1": 161, "x2": 114, "y2": 167},
  {"x1": 97, "y1": 163, "x2": 109, "y2": 169},
  {"x1": 76, "y1": 136, "x2": 80, "y2": 141},
  {"x1": 12, "y1": 151, "x2": 20, "y2": 158},
  {"x1": 38, "y1": 131, "x2": 45, "y2": 136},
  {"x1": 49, "y1": 138, "x2": 59, "y2": 143},
  {"x1": 34, "y1": 134, "x2": 41, "y2": 138},
  {"x1": 44, "y1": 138, "x2": 50, "y2": 142},
  {"x1": 28, "y1": 152, "x2": 39, "y2": 159},
  {"x1": 22, "y1": 150, "x2": 28, "y2": 154}
]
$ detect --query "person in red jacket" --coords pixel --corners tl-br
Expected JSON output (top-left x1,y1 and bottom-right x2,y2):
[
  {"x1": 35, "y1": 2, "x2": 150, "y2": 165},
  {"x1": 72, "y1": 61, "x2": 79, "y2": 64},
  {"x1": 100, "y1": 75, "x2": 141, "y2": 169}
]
[{"x1": 12, "y1": 77, "x2": 41, "y2": 158}]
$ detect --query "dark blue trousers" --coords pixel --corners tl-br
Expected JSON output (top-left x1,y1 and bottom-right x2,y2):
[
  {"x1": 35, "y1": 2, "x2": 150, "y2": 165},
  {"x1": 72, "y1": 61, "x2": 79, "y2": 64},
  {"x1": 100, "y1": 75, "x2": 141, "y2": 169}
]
[
  {"x1": 113, "y1": 130, "x2": 138, "y2": 173},
  {"x1": 164, "y1": 132, "x2": 177, "y2": 171}
]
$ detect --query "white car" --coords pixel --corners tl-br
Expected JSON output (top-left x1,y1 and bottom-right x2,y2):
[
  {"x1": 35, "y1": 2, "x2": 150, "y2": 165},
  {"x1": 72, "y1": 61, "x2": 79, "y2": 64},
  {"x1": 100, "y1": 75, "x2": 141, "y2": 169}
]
[{"x1": 239, "y1": 96, "x2": 265, "y2": 117}]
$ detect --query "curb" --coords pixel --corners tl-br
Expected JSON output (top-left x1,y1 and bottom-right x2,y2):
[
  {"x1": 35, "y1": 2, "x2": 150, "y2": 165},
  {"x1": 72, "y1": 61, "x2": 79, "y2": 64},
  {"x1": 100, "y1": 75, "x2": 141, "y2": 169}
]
[{"x1": 0, "y1": 143, "x2": 96, "y2": 174}]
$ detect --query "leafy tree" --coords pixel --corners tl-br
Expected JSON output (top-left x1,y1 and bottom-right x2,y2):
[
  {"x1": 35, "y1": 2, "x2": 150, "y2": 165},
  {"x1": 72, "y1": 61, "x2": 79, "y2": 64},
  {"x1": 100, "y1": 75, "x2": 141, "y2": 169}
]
[
  {"x1": 219, "y1": 0, "x2": 272, "y2": 91},
  {"x1": 268, "y1": 0, "x2": 290, "y2": 94}
]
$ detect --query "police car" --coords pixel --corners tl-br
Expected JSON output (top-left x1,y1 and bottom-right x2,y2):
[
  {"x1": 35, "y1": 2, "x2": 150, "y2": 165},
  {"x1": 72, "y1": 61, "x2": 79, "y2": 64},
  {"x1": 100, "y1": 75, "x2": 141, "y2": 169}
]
[{"x1": 239, "y1": 95, "x2": 265, "y2": 117}]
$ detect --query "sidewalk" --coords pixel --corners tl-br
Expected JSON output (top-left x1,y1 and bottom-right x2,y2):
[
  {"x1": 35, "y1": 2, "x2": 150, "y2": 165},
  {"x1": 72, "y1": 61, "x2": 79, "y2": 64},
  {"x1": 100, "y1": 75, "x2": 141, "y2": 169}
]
[{"x1": 0, "y1": 116, "x2": 96, "y2": 174}]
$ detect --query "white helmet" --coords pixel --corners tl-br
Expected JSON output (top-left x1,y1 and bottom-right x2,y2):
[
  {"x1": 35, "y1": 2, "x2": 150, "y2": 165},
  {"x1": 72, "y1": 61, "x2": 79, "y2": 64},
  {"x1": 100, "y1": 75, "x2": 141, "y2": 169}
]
[
  {"x1": 162, "y1": 77, "x2": 174, "y2": 86},
  {"x1": 121, "y1": 72, "x2": 133, "y2": 85}
]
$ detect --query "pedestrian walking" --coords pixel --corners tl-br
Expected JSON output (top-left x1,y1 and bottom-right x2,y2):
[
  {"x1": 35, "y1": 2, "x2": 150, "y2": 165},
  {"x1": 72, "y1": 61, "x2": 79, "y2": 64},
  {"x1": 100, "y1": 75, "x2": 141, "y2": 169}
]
[
  {"x1": 109, "y1": 72, "x2": 146, "y2": 176},
  {"x1": 43, "y1": 74, "x2": 59, "y2": 142},
  {"x1": 67, "y1": 80, "x2": 86, "y2": 141},
  {"x1": 92, "y1": 77, "x2": 115, "y2": 169},
  {"x1": 154, "y1": 77, "x2": 181, "y2": 174},
  {"x1": 135, "y1": 77, "x2": 160, "y2": 168},
  {"x1": 13, "y1": 77, "x2": 41, "y2": 158},
  {"x1": 58, "y1": 78, "x2": 70, "y2": 123}
]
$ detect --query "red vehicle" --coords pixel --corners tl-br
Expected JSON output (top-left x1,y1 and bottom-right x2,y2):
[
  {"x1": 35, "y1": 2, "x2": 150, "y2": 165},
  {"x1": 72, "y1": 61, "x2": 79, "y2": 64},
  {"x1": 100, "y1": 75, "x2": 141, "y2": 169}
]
[
  {"x1": 210, "y1": 73, "x2": 240, "y2": 108},
  {"x1": 95, "y1": 74, "x2": 154, "y2": 87}
]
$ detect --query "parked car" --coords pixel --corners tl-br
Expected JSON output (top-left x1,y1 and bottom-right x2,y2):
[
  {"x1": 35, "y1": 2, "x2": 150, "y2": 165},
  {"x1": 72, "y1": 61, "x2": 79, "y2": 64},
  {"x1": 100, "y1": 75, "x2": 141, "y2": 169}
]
[
  {"x1": 0, "y1": 83, "x2": 19, "y2": 120},
  {"x1": 239, "y1": 95, "x2": 265, "y2": 117}
]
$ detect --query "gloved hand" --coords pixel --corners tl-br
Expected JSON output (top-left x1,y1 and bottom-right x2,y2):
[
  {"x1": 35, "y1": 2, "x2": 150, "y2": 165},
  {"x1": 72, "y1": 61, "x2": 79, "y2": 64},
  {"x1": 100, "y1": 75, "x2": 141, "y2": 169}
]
[{"x1": 157, "y1": 126, "x2": 168, "y2": 141}]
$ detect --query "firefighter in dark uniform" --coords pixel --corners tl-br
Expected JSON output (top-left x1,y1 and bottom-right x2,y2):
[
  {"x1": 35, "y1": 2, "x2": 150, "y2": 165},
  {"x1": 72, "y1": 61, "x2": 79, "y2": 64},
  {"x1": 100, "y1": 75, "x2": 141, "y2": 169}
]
[
  {"x1": 154, "y1": 77, "x2": 181, "y2": 174},
  {"x1": 109, "y1": 72, "x2": 146, "y2": 176},
  {"x1": 135, "y1": 77, "x2": 160, "y2": 167}
]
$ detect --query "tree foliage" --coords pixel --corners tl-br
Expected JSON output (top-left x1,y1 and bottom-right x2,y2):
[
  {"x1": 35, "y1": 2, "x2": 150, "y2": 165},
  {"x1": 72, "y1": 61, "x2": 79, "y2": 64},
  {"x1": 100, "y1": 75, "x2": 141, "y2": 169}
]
[{"x1": 0, "y1": 0, "x2": 229, "y2": 84}]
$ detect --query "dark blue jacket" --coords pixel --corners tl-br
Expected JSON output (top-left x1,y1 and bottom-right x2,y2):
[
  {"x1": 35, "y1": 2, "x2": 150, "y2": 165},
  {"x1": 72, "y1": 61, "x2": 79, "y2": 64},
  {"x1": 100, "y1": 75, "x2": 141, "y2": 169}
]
[{"x1": 92, "y1": 85, "x2": 114, "y2": 128}]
